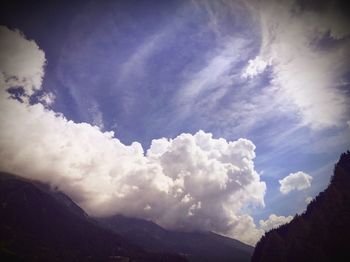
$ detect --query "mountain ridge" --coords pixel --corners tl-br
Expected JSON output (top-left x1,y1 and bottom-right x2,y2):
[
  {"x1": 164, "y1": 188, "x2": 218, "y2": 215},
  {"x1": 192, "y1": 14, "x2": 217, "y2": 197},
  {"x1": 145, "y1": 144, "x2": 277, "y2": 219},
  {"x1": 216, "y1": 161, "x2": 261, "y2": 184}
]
[
  {"x1": 0, "y1": 171, "x2": 185, "y2": 261},
  {"x1": 98, "y1": 214, "x2": 253, "y2": 262},
  {"x1": 0, "y1": 171, "x2": 252, "y2": 261}
]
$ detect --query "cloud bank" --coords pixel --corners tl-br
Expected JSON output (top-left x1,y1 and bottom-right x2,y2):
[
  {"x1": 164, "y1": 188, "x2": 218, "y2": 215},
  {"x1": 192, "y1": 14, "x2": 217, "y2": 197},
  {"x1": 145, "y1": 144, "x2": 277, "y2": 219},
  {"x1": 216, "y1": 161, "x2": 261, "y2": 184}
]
[
  {"x1": 0, "y1": 26, "x2": 267, "y2": 245},
  {"x1": 279, "y1": 171, "x2": 313, "y2": 194}
]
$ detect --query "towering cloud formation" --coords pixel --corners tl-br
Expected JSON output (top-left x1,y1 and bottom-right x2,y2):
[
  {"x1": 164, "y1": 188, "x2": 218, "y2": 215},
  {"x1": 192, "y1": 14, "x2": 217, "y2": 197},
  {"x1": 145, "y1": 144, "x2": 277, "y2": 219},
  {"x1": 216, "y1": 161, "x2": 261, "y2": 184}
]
[{"x1": 0, "y1": 26, "x2": 266, "y2": 245}]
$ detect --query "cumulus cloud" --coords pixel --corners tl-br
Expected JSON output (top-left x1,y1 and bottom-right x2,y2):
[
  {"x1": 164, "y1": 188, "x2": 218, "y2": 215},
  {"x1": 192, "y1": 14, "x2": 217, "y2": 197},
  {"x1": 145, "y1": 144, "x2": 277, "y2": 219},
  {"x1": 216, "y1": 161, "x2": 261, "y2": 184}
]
[
  {"x1": 39, "y1": 92, "x2": 55, "y2": 106},
  {"x1": 241, "y1": 56, "x2": 269, "y2": 78},
  {"x1": 259, "y1": 214, "x2": 293, "y2": 232},
  {"x1": 0, "y1": 26, "x2": 266, "y2": 245},
  {"x1": 279, "y1": 171, "x2": 313, "y2": 194},
  {"x1": 0, "y1": 26, "x2": 45, "y2": 97},
  {"x1": 246, "y1": 0, "x2": 350, "y2": 129}
]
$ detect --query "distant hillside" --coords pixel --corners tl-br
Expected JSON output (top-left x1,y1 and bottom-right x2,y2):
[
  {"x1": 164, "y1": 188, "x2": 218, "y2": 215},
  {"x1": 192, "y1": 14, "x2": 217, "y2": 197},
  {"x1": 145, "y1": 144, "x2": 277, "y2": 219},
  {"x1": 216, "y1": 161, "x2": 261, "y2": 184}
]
[
  {"x1": 0, "y1": 172, "x2": 185, "y2": 261},
  {"x1": 98, "y1": 215, "x2": 253, "y2": 262},
  {"x1": 252, "y1": 151, "x2": 350, "y2": 262}
]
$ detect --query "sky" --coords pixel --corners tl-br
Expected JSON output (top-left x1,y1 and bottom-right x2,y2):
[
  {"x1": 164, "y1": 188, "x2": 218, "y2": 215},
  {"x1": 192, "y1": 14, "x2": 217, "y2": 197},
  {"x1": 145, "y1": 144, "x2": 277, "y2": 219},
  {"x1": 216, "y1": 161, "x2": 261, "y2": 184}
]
[{"x1": 0, "y1": 0, "x2": 349, "y2": 245}]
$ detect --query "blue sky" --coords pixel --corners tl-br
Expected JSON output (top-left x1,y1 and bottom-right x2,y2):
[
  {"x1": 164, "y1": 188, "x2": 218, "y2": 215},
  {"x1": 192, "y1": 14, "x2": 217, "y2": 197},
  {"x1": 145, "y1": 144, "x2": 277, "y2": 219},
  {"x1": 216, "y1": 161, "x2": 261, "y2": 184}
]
[{"x1": 1, "y1": 0, "x2": 350, "y2": 245}]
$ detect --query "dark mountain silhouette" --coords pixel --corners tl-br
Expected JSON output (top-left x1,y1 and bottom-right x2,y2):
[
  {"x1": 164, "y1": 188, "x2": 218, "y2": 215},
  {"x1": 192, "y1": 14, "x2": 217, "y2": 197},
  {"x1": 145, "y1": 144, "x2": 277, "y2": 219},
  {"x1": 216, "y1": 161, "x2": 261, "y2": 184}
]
[
  {"x1": 0, "y1": 172, "x2": 186, "y2": 261},
  {"x1": 252, "y1": 151, "x2": 350, "y2": 262},
  {"x1": 98, "y1": 215, "x2": 253, "y2": 262}
]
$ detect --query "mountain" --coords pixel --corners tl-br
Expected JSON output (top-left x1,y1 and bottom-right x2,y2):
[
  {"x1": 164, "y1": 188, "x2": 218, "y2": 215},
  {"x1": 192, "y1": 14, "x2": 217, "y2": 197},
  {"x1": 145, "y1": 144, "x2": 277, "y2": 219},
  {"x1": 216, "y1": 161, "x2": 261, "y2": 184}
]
[
  {"x1": 0, "y1": 172, "x2": 186, "y2": 261},
  {"x1": 98, "y1": 215, "x2": 253, "y2": 262},
  {"x1": 252, "y1": 151, "x2": 350, "y2": 262}
]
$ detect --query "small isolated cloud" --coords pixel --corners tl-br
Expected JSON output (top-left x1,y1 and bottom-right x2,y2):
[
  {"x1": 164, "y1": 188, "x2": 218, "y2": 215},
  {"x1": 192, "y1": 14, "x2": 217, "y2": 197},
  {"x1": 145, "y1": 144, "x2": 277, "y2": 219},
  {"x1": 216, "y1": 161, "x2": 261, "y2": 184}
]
[
  {"x1": 305, "y1": 196, "x2": 313, "y2": 205},
  {"x1": 0, "y1": 26, "x2": 266, "y2": 246},
  {"x1": 241, "y1": 56, "x2": 268, "y2": 78},
  {"x1": 279, "y1": 171, "x2": 313, "y2": 194},
  {"x1": 259, "y1": 214, "x2": 293, "y2": 232}
]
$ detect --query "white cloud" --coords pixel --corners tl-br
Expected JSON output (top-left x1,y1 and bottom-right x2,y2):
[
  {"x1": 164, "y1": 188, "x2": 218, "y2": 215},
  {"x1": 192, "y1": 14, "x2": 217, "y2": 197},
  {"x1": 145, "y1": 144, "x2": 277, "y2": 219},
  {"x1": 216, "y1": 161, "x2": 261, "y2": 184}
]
[
  {"x1": 305, "y1": 196, "x2": 313, "y2": 205},
  {"x1": 248, "y1": 0, "x2": 350, "y2": 129},
  {"x1": 0, "y1": 26, "x2": 266, "y2": 245},
  {"x1": 0, "y1": 26, "x2": 45, "y2": 97},
  {"x1": 242, "y1": 56, "x2": 269, "y2": 78},
  {"x1": 174, "y1": 0, "x2": 350, "y2": 150},
  {"x1": 259, "y1": 214, "x2": 293, "y2": 232},
  {"x1": 39, "y1": 92, "x2": 55, "y2": 106},
  {"x1": 279, "y1": 171, "x2": 313, "y2": 194}
]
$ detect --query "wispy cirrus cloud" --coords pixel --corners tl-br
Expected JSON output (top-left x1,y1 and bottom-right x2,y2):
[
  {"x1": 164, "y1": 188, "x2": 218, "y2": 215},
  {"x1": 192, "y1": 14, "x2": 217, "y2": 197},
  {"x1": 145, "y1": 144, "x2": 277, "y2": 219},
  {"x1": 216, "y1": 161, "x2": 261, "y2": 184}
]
[
  {"x1": 176, "y1": 38, "x2": 250, "y2": 105},
  {"x1": 249, "y1": 0, "x2": 350, "y2": 129}
]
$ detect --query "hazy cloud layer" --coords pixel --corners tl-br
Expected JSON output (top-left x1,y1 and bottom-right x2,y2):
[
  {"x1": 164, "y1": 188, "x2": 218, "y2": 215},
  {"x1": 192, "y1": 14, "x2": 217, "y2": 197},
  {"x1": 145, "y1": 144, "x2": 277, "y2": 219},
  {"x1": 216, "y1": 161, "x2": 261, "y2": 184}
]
[
  {"x1": 279, "y1": 171, "x2": 313, "y2": 194},
  {"x1": 0, "y1": 26, "x2": 266, "y2": 245}
]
